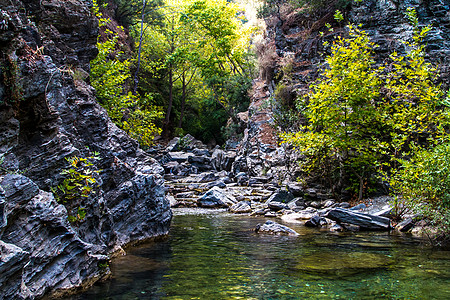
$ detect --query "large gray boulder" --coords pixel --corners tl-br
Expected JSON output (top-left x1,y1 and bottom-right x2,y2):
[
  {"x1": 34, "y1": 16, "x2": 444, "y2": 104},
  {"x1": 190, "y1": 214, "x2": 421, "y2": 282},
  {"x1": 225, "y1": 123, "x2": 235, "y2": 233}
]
[
  {"x1": 325, "y1": 208, "x2": 391, "y2": 230},
  {"x1": 265, "y1": 190, "x2": 294, "y2": 204},
  {"x1": 197, "y1": 186, "x2": 237, "y2": 208}
]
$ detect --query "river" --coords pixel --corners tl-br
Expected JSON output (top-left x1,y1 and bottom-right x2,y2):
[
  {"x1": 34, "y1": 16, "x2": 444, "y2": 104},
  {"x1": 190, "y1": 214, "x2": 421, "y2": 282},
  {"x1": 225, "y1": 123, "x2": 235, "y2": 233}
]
[{"x1": 69, "y1": 208, "x2": 450, "y2": 299}]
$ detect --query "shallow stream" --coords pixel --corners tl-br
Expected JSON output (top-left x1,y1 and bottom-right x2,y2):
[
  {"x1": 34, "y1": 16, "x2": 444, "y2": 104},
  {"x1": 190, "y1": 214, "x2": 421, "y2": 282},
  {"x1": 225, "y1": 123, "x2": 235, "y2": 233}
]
[{"x1": 70, "y1": 208, "x2": 450, "y2": 299}]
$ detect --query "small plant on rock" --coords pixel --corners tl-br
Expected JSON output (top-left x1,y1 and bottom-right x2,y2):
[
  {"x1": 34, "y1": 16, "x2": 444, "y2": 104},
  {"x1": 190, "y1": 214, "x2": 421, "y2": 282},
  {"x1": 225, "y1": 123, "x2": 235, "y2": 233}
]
[{"x1": 52, "y1": 153, "x2": 101, "y2": 223}]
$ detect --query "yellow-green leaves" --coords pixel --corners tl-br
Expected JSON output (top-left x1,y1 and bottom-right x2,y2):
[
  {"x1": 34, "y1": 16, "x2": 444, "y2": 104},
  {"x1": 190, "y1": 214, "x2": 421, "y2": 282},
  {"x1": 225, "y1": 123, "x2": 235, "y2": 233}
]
[
  {"x1": 282, "y1": 9, "x2": 448, "y2": 199},
  {"x1": 90, "y1": 2, "x2": 162, "y2": 148}
]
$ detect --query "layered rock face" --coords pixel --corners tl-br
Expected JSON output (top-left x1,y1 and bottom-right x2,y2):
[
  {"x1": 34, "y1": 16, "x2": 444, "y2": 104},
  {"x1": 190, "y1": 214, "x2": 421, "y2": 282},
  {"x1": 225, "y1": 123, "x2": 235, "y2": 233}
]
[
  {"x1": 0, "y1": 0, "x2": 171, "y2": 298},
  {"x1": 237, "y1": 0, "x2": 450, "y2": 184}
]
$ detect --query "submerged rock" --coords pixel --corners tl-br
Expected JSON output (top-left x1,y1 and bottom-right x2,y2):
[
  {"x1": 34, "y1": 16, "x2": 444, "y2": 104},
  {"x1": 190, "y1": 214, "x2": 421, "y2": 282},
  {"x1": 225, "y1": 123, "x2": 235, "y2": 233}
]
[
  {"x1": 255, "y1": 220, "x2": 299, "y2": 236},
  {"x1": 305, "y1": 215, "x2": 327, "y2": 228}
]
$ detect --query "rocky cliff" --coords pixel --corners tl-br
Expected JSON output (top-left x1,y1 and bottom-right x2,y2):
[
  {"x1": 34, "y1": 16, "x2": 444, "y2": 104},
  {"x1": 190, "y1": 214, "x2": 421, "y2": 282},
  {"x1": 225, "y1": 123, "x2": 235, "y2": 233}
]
[
  {"x1": 0, "y1": 0, "x2": 171, "y2": 298},
  {"x1": 237, "y1": 0, "x2": 450, "y2": 187}
]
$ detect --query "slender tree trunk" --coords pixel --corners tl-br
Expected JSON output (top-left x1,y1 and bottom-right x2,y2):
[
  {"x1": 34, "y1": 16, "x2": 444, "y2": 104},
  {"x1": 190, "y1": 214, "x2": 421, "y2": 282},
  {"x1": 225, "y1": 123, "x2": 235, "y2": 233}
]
[
  {"x1": 133, "y1": 0, "x2": 147, "y2": 95},
  {"x1": 163, "y1": 66, "x2": 173, "y2": 137},
  {"x1": 178, "y1": 72, "x2": 186, "y2": 129},
  {"x1": 163, "y1": 20, "x2": 176, "y2": 137}
]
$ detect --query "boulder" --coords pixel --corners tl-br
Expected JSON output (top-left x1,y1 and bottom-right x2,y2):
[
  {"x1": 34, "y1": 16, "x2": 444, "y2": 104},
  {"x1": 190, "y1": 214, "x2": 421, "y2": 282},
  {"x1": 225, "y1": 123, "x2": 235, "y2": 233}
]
[
  {"x1": 198, "y1": 172, "x2": 220, "y2": 183},
  {"x1": 329, "y1": 224, "x2": 344, "y2": 232},
  {"x1": 192, "y1": 148, "x2": 211, "y2": 157},
  {"x1": 308, "y1": 201, "x2": 322, "y2": 209},
  {"x1": 396, "y1": 218, "x2": 415, "y2": 232},
  {"x1": 166, "y1": 137, "x2": 180, "y2": 152},
  {"x1": 287, "y1": 198, "x2": 305, "y2": 210},
  {"x1": 323, "y1": 200, "x2": 336, "y2": 208},
  {"x1": 197, "y1": 187, "x2": 237, "y2": 208},
  {"x1": 268, "y1": 201, "x2": 288, "y2": 211},
  {"x1": 350, "y1": 203, "x2": 367, "y2": 211},
  {"x1": 235, "y1": 172, "x2": 249, "y2": 186},
  {"x1": 167, "y1": 195, "x2": 178, "y2": 207},
  {"x1": 287, "y1": 182, "x2": 304, "y2": 197},
  {"x1": 339, "y1": 202, "x2": 351, "y2": 208},
  {"x1": 206, "y1": 179, "x2": 227, "y2": 189},
  {"x1": 373, "y1": 206, "x2": 394, "y2": 218},
  {"x1": 265, "y1": 190, "x2": 294, "y2": 204},
  {"x1": 255, "y1": 220, "x2": 299, "y2": 236},
  {"x1": 280, "y1": 209, "x2": 317, "y2": 223},
  {"x1": 230, "y1": 201, "x2": 252, "y2": 214},
  {"x1": 265, "y1": 211, "x2": 278, "y2": 217},
  {"x1": 168, "y1": 152, "x2": 194, "y2": 163},
  {"x1": 305, "y1": 215, "x2": 328, "y2": 228},
  {"x1": 325, "y1": 208, "x2": 391, "y2": 230},
  {"x1": 178, "y1": 134, "x2": 207, "y2": 150}
]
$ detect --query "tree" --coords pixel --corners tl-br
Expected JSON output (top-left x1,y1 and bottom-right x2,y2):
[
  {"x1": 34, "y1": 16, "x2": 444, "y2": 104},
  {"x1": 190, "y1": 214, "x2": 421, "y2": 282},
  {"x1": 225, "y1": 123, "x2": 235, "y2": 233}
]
[
  {"x1": 90, "y1": 1, "x2": 162, "y2": 147},
  {"x1": 180, "y1": 0, "x2": 256, "y2": 122},
  {"x1": 133, "y1": 0, "x2": 255, "y2": 139},
  {"x1": 283, "y1": 9, "x2": 448, "y2": 200}
]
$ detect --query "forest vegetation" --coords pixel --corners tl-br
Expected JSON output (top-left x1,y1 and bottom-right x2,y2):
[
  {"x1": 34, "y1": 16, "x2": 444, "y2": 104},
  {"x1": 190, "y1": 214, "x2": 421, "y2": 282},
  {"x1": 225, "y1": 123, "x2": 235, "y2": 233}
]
[
  {"x1": 90, "y1": 0, "x2": 258, "y2": 146},
  {"x1": 88, "y1": 0, "x2": 450, "y2": 243}
]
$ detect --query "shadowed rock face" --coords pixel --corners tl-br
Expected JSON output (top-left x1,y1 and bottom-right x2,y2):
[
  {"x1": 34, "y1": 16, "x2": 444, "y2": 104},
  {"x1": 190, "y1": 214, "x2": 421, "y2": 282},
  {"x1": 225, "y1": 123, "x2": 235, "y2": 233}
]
[{"x1": 0, "y1": 0, "x2": 171, "y2": 298}]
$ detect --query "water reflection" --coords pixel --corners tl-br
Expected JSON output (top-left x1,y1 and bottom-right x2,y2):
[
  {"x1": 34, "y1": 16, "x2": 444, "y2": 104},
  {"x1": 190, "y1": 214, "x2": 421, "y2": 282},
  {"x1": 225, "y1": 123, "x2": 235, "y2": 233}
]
[{"x1": 68, "y1": 208, "x2": 450, "y2": 300}]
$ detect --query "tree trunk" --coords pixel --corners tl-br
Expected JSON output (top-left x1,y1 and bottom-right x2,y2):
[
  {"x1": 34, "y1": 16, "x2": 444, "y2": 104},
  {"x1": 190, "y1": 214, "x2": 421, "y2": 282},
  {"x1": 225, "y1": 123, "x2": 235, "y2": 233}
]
[
  {"x1": 133, "y1": 0, "x2": 146, "y2": 95},
  {"x1": 178, "y1": 73, "x2": 186, "y2": 129},
  {"x1": 163, "y1": 66, "x2": 173, "y2": 137}
]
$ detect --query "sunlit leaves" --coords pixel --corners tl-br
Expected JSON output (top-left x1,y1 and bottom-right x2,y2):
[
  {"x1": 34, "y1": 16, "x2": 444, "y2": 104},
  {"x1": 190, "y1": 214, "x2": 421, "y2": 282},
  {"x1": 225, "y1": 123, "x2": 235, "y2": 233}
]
[
  {"x1": 90, "y1": 3, "x2": 162, "y2": 147},
  {"x1": 282, "y1": 9, "x2": 449, "y2": 199}
]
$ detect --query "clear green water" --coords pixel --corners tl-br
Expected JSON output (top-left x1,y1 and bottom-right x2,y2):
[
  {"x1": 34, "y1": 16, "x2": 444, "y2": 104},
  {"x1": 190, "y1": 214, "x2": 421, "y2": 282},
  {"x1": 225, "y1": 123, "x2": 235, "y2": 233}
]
[{"x1": 70, "y1": 208, "x2": 450, "y2": 299}]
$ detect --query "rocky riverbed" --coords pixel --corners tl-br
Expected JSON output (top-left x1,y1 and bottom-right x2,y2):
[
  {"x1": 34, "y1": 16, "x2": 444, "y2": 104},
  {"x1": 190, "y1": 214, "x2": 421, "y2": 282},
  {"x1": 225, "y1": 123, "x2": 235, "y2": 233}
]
[{"x1": 155, "y1": 135, "x2": 428, "y2": 237}]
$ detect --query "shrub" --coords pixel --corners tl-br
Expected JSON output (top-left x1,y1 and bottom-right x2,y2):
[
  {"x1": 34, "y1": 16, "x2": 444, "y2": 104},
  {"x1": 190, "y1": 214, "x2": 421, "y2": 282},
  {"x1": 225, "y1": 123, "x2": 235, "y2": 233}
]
[
  {"x1": 52, "y1": 154, "x2": 101, "y2": 223},
  {"x1": 389, "y1": 142, "x2": 450, "y2": 244}
]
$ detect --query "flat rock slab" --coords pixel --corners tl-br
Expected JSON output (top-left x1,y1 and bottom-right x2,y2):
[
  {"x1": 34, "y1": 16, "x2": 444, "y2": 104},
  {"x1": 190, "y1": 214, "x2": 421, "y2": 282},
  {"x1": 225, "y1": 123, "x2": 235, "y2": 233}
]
[
  {"x1": 325, "y1": 208, "x2": 391, "y2": 230},
  {"x1": 168, "y1": 152, "x2": 194, "y2": 163},
  {"x1": 255, "y1": 220, "x2": 299, "y2": 236}
]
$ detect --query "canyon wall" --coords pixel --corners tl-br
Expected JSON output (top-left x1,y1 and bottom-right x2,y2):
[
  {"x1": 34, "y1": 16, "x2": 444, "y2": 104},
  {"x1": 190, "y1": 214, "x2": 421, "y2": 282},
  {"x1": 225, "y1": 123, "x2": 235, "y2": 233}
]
[{"x1": 0, "y1": 0, "x2": 171, "y2": 298}]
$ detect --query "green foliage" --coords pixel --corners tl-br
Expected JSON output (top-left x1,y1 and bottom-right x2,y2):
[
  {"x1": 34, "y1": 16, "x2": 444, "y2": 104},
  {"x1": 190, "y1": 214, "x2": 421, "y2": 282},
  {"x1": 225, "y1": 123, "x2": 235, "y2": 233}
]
[
  {"x1": 389, "y1": 142, "x2": 450, "y2": 242},
  {"x1": 52, "y1": 154, "x2": 100, "y2": 223},
  {"x1": 130, "y1": 0, "x2": 255, "y2": 142},
  {"x1": 96, "y1": 0, "x2": 163, "y2": 27},
  {"x1": 334, "y1": 9, "x2": 344, "y2": 22},
  {"x1": 53, "y1": 155, "x2": 100, "y2": 202},
  {"x1": 285, "y1": 25, "x2": 383, "y2": 197},
  {"x1": 90, "y1": 4, "x2": 162, "y2": 147},
  {"x1": 283, "y1": 9, "x2": 449, "y2": 200}
]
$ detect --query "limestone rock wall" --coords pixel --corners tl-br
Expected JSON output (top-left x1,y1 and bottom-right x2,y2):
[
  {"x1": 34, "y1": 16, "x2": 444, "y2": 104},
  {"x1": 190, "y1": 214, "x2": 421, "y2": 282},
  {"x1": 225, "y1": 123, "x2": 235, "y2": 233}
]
[{"x1": 0, "y1": 0, "x2": 171, "y2": 298}]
